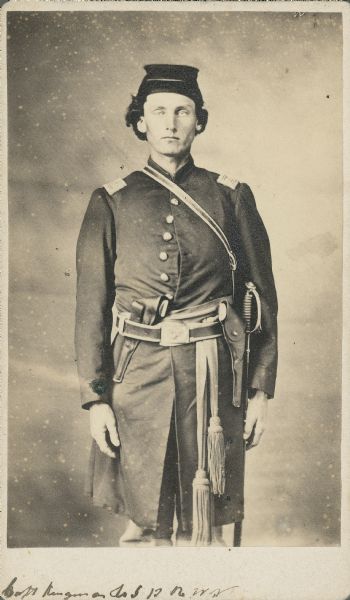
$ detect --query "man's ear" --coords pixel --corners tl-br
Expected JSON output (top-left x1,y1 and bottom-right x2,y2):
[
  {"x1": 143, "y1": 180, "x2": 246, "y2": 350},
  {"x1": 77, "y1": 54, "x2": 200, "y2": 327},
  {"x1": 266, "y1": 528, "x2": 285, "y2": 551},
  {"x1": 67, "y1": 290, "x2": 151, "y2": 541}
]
[
  {"x1": 137, "y1": 117, "x2": 147, "y2": 134},
  {"x1": 195, "y1": 121, "x2": 202, "y2": 132}
]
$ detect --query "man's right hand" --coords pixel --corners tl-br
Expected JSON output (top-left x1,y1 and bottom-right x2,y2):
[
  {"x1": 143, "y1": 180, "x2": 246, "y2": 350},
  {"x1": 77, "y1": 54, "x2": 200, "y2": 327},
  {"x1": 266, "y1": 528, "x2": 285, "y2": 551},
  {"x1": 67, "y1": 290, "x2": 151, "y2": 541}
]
[{"x1": 89, "y1": 403, "x2": 120, "y2": 458}]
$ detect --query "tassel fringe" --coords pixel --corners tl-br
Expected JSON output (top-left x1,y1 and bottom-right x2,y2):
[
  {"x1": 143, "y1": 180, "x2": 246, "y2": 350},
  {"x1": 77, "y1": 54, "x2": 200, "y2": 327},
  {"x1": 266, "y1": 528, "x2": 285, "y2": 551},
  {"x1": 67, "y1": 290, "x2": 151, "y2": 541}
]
[
  {"x1": 191, "y1": 469, "x2": 212, "y2": 546},
  {"x1": 208, "y1": 416, "x2": 226, "y2": 496}
]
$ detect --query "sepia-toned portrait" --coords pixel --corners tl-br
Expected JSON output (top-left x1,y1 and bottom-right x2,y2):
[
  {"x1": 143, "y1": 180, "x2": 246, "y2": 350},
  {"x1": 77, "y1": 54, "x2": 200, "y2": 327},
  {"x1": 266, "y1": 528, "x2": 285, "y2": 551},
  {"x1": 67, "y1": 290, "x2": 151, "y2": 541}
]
[{"x1": 1, "y1": 2, "x2": 349, "y2": 599}]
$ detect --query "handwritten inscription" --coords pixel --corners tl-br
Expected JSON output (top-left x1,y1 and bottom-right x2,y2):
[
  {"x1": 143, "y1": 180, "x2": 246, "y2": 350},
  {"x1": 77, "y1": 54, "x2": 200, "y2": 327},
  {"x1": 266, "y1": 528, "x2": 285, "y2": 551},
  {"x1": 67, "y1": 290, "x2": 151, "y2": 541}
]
[{"x1": 1, "y1": 578, "x2": 241, "y2": 600}]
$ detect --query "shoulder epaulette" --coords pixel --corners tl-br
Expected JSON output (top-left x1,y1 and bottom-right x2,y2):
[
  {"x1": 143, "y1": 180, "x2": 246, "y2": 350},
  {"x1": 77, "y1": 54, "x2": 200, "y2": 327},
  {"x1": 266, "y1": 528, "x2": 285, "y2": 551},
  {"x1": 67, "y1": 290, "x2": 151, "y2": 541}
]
[
  {"x1": 103, "y1": 177, "x2": 127, "y2": 196},
  {"x1": 217, "y1": 174, "x2": 240, "y2": 191}
]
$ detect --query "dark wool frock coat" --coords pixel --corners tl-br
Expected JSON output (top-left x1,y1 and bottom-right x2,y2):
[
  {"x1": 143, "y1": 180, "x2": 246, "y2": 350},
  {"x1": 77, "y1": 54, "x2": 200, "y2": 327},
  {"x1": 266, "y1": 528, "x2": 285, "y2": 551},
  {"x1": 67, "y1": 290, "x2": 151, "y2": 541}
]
[{"x1": 75, "y1": 156, "x2": 278, "y2": 532}]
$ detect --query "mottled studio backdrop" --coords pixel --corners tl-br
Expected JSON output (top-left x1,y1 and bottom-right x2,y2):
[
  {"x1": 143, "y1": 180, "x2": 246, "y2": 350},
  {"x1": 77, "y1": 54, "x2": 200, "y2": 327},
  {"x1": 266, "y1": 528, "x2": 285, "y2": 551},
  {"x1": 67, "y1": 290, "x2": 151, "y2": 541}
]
[{"x1": 7, "y1": 10, "x2": 342, "y2": 547}]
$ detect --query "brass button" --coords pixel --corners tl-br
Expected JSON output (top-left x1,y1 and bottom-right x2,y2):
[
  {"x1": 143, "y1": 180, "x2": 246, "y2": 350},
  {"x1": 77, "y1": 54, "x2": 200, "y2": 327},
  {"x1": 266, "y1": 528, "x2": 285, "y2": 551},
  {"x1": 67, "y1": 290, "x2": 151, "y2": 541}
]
[
  {"x1": 170, "y1": 198, "x2": 179, "y2": 206},
  {"x1": 166, "y1": 215, "x2": 174, "y2": 224},
  {"x1": 160, "y1": 272, "x2": 169, "y2": 282},
  {"x1": 163, "y1": 232, "x2": 173, "y2": 241},
  {"x1": 159, "y1": 251, "x2": 168, "y2": 261}
]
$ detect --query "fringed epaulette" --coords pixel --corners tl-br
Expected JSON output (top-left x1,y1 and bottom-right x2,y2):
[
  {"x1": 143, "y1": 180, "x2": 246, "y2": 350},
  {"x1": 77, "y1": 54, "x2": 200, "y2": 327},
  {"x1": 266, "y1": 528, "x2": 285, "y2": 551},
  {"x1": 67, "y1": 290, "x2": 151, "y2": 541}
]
[
  {"x1": 103, "y1": 177, "x2": 127, "y2": 196},
  {"x1": 217, "y1": 174, "x2": 240, "y2": 191}
]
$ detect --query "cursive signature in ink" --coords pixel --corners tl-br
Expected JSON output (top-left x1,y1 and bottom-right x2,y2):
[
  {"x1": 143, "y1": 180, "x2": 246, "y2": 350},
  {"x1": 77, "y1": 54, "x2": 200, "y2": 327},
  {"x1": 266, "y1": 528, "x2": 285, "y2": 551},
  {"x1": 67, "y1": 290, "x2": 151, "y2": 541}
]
[{"x1": 1, "y1": 577, "x2": 240, "y2": 600}]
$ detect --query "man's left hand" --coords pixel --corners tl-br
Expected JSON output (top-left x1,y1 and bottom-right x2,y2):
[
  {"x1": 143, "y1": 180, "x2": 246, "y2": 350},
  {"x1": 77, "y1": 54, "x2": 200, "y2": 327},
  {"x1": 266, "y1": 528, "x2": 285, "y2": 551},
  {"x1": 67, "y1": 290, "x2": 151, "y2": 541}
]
[{"x1": 243, "y1": 390, "x2": 268, "y2": 450}]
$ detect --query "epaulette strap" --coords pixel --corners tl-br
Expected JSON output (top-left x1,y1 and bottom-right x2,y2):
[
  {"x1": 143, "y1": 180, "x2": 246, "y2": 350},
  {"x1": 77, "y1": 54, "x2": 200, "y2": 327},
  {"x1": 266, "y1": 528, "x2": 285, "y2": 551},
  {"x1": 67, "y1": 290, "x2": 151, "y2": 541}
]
[
  {"x1": 217, "y1": 174, "x2": 239, "y2": 191},
  {"x1": 103, "y1": 178, "x2": 127, "y2": 195}
]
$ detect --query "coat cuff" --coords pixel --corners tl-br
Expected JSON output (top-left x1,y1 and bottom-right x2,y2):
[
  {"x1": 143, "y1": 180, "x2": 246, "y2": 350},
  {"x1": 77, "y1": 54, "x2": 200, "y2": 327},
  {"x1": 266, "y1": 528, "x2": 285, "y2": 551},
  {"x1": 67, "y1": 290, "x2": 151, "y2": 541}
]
[
  {"x1": 79, "y1": 377, "x2": 112, "y2": 410},
  {"x1": 83, "y1": 399, "x2": 111, "y2": 410},
  {"x1": 249, "y1": 365, "x2": 276, "y2": 399}
]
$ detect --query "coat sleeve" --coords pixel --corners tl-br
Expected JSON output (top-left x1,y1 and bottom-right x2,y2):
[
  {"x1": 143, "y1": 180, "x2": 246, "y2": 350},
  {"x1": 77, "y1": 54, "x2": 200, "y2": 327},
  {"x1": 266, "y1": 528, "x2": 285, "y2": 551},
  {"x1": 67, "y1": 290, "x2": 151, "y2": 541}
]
[
  {"x1": 232, "y1": 183, "x2": 278, "y2": 398},
  {"x1": 75, "y1": 188, "x2": 116, "y2": 409}
]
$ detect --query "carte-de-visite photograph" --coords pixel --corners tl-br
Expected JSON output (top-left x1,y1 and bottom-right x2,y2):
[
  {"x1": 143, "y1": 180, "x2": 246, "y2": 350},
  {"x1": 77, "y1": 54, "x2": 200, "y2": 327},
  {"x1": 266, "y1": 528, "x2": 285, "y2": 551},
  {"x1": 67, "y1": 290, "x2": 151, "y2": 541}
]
[{"x1": 5, "y1": 7, "x2": 343, "y2": 548}]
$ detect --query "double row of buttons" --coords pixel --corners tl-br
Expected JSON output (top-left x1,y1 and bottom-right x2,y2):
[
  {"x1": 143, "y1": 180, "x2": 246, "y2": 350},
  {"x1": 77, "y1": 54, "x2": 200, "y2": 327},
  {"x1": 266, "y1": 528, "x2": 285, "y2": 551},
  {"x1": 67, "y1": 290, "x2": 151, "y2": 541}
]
[{"x1": 159, "y1": 198, "x2": 179, "y2": 282}]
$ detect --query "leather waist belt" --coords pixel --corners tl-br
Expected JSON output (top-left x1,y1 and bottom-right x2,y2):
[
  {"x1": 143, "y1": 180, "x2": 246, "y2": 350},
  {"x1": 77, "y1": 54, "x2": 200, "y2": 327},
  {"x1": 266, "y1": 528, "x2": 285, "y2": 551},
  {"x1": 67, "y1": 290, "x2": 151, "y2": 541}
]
[
  {"x1": 116, "y1": 296, "x2": 232, "y2": 347},
  {"x1": 116, "y1": 314, "x2": 223, "y2": 346}
]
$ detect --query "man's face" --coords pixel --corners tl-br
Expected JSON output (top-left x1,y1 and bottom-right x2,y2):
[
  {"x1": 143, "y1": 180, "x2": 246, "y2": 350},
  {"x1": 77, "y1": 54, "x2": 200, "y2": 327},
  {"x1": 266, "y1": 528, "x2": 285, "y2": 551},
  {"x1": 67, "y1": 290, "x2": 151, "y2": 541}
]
[{"x1": 137, "y1": 92, "x2": 198, "y2": 158}]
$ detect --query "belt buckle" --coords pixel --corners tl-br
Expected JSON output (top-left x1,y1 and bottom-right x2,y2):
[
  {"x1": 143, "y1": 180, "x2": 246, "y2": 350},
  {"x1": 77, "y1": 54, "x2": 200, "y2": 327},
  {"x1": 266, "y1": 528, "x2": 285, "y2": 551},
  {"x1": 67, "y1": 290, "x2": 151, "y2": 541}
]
[{"x1": 160, "y1": 320, "x2": 190, "y2": 346}]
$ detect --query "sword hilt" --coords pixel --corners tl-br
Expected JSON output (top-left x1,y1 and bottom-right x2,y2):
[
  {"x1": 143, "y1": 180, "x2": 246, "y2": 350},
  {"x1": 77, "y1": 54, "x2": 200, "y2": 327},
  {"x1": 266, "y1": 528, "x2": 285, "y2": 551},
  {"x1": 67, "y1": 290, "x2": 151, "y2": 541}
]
[
  {"x1": 243, "y1": 282, "x2": 255, "y2": 332},
  {"x1": 243, "y1": 281, "x2": 261, "y2": 334}
]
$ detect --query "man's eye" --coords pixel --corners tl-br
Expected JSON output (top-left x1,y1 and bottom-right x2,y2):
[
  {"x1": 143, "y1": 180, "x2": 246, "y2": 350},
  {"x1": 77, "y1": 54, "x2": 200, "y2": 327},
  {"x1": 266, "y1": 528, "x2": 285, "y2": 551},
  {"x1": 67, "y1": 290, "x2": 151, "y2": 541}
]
[
  {"x1": 178, "y1": 110, "x2": 189, "y2": 116},
  {"x1": 154, "y1": 109, "x2": 165, "y2": 115}
]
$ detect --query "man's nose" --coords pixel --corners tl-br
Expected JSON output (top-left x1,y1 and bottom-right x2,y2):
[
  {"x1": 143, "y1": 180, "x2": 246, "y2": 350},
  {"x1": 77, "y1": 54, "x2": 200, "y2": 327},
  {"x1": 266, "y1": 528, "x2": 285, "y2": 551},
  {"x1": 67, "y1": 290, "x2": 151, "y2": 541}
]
[{"x1": 165, "y1": 113, "x2": 177, "y2": 131}]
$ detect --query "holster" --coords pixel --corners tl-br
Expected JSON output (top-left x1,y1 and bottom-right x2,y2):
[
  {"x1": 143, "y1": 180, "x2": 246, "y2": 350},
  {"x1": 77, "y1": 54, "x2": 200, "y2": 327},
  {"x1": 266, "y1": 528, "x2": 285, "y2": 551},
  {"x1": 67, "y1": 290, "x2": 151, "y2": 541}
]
[
  {"x1": 112, "y1": 295, "x2": 169, "y2": 383},
  {"x1": 219, "y1": 299, "x2": 246, "y2": 408},
  {"x1": 112, "y1": 334, "x2": 139, "y2": 383}
]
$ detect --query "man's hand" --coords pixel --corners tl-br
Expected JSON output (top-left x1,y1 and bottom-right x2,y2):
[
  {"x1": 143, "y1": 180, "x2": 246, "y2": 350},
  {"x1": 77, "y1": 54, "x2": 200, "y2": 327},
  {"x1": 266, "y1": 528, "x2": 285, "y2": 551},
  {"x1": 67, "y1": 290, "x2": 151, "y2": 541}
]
[
  {"x1": 243, "y1": 390, "x2": 268, "y2": 450},
  {"x1": 89, "y1": 403, "x2": 120, "y2": 458}
]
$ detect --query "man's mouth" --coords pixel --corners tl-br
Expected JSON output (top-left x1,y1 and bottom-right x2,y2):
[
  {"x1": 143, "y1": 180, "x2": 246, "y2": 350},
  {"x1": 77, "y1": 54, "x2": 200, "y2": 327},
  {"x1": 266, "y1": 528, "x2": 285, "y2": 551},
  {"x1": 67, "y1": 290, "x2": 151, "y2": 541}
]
[{"x1": 162, "y1": 136, "x2": 180, "y2": 140}]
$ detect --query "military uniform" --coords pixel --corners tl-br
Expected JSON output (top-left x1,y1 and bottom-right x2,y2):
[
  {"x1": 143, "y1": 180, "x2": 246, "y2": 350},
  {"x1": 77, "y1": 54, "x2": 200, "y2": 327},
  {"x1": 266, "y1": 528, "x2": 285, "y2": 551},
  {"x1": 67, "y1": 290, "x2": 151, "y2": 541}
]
[{"x1": 75, "y1": 155, "x2": 278, "y2": 539}]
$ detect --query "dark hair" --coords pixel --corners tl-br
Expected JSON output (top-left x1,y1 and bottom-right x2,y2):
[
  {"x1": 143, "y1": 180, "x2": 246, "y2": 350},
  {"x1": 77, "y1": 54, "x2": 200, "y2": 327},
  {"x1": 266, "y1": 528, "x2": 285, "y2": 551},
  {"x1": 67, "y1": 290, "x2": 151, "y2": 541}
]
[{"x1": 125, "y1": 95, "x2": 209, "y2": 141}]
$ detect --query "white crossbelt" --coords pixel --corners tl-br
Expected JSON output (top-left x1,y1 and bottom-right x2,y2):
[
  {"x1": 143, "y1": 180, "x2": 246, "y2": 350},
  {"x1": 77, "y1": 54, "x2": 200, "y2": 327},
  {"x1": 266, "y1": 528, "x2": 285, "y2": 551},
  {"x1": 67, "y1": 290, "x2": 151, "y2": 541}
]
[{"x1": 142, "y1": 164, "x2": 237, "y2": 274}]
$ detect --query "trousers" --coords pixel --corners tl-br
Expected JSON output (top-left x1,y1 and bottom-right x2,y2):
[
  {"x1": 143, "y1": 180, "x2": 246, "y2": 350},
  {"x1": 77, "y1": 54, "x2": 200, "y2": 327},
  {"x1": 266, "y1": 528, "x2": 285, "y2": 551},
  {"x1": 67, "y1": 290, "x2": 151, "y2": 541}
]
[{"x1": 154, "y1": 404, "x2": 194, "y2": 542}]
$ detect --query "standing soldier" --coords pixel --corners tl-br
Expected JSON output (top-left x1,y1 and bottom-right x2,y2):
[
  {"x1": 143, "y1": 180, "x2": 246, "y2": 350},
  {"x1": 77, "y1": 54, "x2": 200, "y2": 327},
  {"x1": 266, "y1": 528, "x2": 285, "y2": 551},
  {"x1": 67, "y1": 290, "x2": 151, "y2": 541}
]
[{"x1": 75, "y1": 64, "x2": 278, "y2": 546}]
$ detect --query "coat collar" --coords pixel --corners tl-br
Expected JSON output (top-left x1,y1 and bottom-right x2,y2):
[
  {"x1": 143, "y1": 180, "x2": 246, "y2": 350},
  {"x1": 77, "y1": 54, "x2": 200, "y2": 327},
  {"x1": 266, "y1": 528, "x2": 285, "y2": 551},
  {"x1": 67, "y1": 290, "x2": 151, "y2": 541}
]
[{"x1": 147, "y1": 155, "x2": 195, "y2": 184}]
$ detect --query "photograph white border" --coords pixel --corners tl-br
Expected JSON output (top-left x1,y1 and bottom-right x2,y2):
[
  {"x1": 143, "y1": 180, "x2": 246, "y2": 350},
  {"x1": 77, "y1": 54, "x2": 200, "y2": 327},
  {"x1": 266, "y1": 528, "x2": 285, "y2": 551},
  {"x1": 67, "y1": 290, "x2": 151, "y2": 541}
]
[{"x1": 0, "y1": 2, "x2": 349, "y2": 599}]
